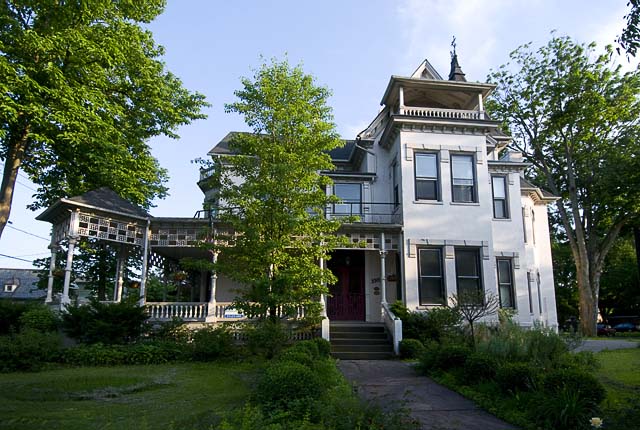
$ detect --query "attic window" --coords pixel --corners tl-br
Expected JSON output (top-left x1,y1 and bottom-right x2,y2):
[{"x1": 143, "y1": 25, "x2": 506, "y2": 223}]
[{"x1": 3, "y1": 284, "x2": 17, "y2": 293}]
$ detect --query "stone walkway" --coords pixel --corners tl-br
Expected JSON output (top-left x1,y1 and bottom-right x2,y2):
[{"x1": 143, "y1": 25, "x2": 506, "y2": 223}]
[
  {"x1": 573, "y1": 339, "x2": 638, "y2": 353},
  {"x1": 338, "y1": 360, "x2": 517, "y2": 430}
]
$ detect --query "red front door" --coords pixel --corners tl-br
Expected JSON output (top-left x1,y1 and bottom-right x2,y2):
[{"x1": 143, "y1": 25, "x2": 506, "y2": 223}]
[{"x1": 327, "y1": 251, "x2": 365, "y2": 321}]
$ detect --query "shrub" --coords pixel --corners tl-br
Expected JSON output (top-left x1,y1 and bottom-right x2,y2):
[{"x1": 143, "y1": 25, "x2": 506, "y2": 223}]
[
  {"x1": 389, "y1": 300, "x2": 410, "y2": 320},
  {"x1": 557, "y1": 351, "x2": 600, "y2": 372},
  {"x1": 277, "y1": 349, "x2": 314, "y2": 368},
  {"x1": 147, "y1": 317, "x2": 190, "y2": 343},
  {"x1": 530, "y1": 386, "x2": 598, "y2": 430},
  {"x1": 191, "y1": 326, "x2": 233, "y2": 361},
  {"x1": 542, "y1": 368, "x2": 606, "y2": 406},
  {"x1": 396, "y1": 306, "x2": 462, "y2": 344},
  {"x1": 433, "y1": 344, "x2": 471, "y2": 371},
  {"x1": 495, "y1": 362, "x2": 538, "y2": 393},
  {"x1": 312, "y1": 337, "x2": 331, "y2": 357},
  {"x1": 255, "y1": 361, "x2": 323, "y2": 415},
  {"x1": 62, "y1": 341, "x2": 187, "y2": 366},
  {"x1": 462, "y1": 351, "x2": 498, "y2": 384},
  {"x1": 246, "y1": 319, "x2": 290, "y2": 358},
  {"x1": 19, "y1": 305, "x2": 59, "y2": 332},
  {"x1": 399, "y1": 338, "x2": 425, "y2": 359},
  {"x1": 290, "y1": 340, "x2": 320, "y2": 359},
  {"x1": 0, "y1": 330, "x2": 62, "y2": 372},
  {"x1": 61, "y1": 300, "x2": 148, "y2": 344},
  {"x1": 0, "y1": 301, "x2": 32, "y2": 334}
]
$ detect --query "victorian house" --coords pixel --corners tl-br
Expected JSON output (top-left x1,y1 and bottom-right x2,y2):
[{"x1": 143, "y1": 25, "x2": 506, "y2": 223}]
[{"x1": 38, "y1": 54, "x2": 558, "y2": 358}]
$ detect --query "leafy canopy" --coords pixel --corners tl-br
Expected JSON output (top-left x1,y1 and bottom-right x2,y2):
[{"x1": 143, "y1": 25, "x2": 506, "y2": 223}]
[
  {"x1": 0, "y1": 0, "x2": 207, "y2": 218},
  {"x1": 487, "y1": 35, "x2": 640, "y2": 334},
  {"x1": 209, "y1": 58, "x2": 344, "y2": 321}
]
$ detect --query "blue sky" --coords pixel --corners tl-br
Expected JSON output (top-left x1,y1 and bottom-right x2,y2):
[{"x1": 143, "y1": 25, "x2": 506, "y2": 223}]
[{"x1": 0, "y1": 0, "x2": 634, "y2": 269}]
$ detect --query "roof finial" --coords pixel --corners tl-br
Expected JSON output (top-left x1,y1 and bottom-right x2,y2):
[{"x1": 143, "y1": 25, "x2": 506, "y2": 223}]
[{"x1": 448, "y1": 36, "x2": 467, "y2": 82}]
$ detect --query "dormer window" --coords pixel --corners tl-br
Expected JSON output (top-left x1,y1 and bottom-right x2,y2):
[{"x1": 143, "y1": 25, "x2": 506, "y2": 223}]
[{"x1": 3, "y1": 284, "x2": 17, "y2": 293}]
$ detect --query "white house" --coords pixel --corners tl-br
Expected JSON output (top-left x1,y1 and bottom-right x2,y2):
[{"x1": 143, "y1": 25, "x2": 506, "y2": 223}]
[{"x1": 38, "y1": 54, "x2": 558, "y2": 357}]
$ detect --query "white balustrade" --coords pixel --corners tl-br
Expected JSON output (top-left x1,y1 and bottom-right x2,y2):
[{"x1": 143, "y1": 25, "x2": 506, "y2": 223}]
[
  {"x1": 402, "y1": 106, "x2": 484, "y2": 120},
  {"x1": 382, "y1": 302, "x2": 402, "y2": 356},
  {"x1": 146, "y1": 302, "x2": 209, "y2": 321}
]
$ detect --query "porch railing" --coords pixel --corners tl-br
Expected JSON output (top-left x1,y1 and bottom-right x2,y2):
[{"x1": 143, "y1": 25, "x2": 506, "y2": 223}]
[
  {"x1": 382, "y1": 302, "x2": 402, "y2": 356},
  {"x1": 401, "y1": 106, "x2": 485, "y2": 120},
  {"x1": 147, "y1": 302, "x2": 208, "y2": 321},
  {"x1": 146, "y1": 301, "x2": 306, "y2": 322}
]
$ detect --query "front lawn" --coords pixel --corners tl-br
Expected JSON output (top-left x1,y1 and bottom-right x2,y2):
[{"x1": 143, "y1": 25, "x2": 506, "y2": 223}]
[
  {"x1": 596, "y1": 347, "x2": 640, "y2": 430},
  {"x1": 0, "y1": 361, "x2": 258, "y2": 430}
]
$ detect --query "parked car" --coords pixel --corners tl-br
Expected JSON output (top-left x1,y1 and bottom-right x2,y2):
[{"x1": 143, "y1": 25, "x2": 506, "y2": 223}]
[
  {"x1": 612, "y1": 322, "x2": 638, "y2": 332},
  {"x1": 597, "y1": 323, "x2": 616, "y2": 337}
]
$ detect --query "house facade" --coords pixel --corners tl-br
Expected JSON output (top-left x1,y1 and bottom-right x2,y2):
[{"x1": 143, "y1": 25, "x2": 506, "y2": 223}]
[
  {"x1": 203, "y1": 56, "x2": 559, "y2": 331},
  {"x1": 38, "y1": 55, "x2": 558, "y2": 354}
]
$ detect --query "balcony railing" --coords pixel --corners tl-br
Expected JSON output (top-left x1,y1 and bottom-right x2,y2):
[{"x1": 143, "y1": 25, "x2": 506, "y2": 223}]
[
  {"x1": 400, "y1": 106, "x2": 485, "y2": 120},
  {"x1": 195, "y1": 203, "x2": 401, "y2": 225}
]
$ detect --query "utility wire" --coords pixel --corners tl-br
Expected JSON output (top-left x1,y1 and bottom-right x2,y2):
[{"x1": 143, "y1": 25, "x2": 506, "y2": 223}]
[
  {"x1": 6, "y1": 224, "x2": 49, "y2": 241},
  {"x1": 0, "y1": 253, "x2": 34, "y2": 263}
]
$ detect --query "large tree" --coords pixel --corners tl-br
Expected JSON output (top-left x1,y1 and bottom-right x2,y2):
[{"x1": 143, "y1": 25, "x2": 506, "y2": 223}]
[
  {"x1": 0, "y1": 0, "x2": 207, "y2": 238},
  {"x1": 207, "y1": 58, "x2": 343, "y2": 321},
  {"x1": 487, "y1": 36, "x2": 640, "y2": 335}
]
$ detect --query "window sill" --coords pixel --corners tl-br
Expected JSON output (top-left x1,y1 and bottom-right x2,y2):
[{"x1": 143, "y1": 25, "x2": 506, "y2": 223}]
[
  {"x1": 413, "y1": 200, "x2": 443, "y2": 205},
  {"x1": 416, "y1": 304, "x2": 446, "y2": 310},
  {"x1": 492, "y1": 218, "x2": 512, "y2": 222},
  {"x1": 450, "y1": 202, "x2": 480, "y2": 206}
]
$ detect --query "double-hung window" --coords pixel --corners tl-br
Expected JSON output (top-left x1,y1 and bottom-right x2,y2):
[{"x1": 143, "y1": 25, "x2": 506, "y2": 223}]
[
  {"x1": 392, "y1": 159, "x2": 400, "y2": 207},
  {"x1": 451, "y1": 154, "x2": 476, "y2": 202},
  {"x1": 418, "y1": 248, "x2": 445, "y2": 304},
  {"x1": 492, "y1": 176, "x2": 509, "y2": 218},
  {"x1": 496, "y1": 258, "x2": 515, "y2": 308},
  {"x1": 414, "y1": 153, "x2": 439, "y2": 200},
  {"x1": 455, "y1": 248, "x2": 482, "y2": 297},
  {"x1": 333, "y1": 183, "x2": 361, "y2": 216}
]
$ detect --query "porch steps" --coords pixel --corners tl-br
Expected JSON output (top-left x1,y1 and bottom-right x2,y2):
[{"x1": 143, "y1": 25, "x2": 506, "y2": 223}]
[{"x1": 330, "y1": 323, "x2": 394, "y2": 360}]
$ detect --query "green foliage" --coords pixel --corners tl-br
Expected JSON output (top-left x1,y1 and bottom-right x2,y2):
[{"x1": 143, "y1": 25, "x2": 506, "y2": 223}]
[
  {"x1": 289, "y1": 340, "x2": 320, "y2": 360},
  {"x1": 61, "y1": 300, "x2": 148, "y2": 344},
  {"x1": 462, "y1": 352, "x2": 498, "y2": 384},
  {"x1": 311, "y1": 337, "x2": 331, "y2": 358},
  {"x1": 488, "y1": 35, "x2": 640, "y2": 335},
  {"x1": 618, "y1": 0, "x2": 640, "y2": 57},
  {"x1": 277, "y1": 349, "x2": 314, "y2": 368},
  {"x1": 399, "y1": 338, "x2": 425, "y2": 359},
  {"x1": 495, "y1": 362, "x2": 538, "y2": 393},
  {"x1": 191, "y1": 326, "x2": 234, "y2": 361},
  {"x1": 543, "y1": 368, "x2": 606, "y2": 407},
  {"x1": 530, "y1": 387, "x2": 598, "y2": 430},
  {"x1": 255, "y1": 361, "x2": 323, "y2": 416},
  {"x1": 0, "y1": 330, "x2": 62, "y2": 372},
  {"x1": 18, "y1": 305, "x2": 59, "y2": 332},
  {"x1": 0, "y1": 0, "x2": 207, "y2": 239},
  {"x1": 206, "y1": 58, "x2": 343, "y2": 322},
  {"x1": 62, "y1": 342, "x2": 187, "y2": 366},
  {"x1": 419, "y1": 343, "x2": 471, "y2": 374},
  {"x1": 557, "y1": 351, "x2": 600, "y2": 372},
  {"x1": 0, "y1": 300, "x2": 32, "y2": 334},
  {"x1": 246, "y1": 320, "x2": 290, "y2": 358},
  {"x1": 395, "y1": 305, "x2": 462, "y2": 344}
]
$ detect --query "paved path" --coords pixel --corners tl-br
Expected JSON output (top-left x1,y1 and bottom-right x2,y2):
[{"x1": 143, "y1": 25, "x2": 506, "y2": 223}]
[
  {"x1": 338, "y1": 360, "x2": 517, "y2": 430},
  {"x1": 573, "y1": 339, "x2": 638, "y2": 353}
]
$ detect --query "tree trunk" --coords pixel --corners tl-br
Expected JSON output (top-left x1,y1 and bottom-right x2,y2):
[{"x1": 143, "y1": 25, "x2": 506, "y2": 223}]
[
  {"x1": 0, "y1": 124, "x2": 30, "y2": 240},
  {"x1": 634, "y1": 226, "x2": 640, "y2": 288},
  {"x1": 575, "y1": 257, "x2": 597, "y2": 336}
]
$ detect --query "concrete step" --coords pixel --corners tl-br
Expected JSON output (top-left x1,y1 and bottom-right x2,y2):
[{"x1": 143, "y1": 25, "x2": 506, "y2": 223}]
[
  {"x1": 330, "y1": 324, "x2": 386, "y2": 334},
  {"x1": 331, "y1": 343, "x2": 393, "y2": 353},
  {"x1": 332, "y1": 351, "x2": 394, "y2": 360},
  {"x1": 331, "y1": 331, "x2": 389, "y2": 340},
  {"x1": 331, "y1": 338, "x2": 390, "y2": 346}
]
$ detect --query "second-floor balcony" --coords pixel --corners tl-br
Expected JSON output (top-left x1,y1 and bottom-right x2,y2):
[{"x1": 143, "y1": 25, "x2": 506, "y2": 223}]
[
  {"x1": 399, "y1": 105, "x2": 485, "y2": 120},
  {"x1": 194, "y1": 202, "x2": 401, "y2": 225}
]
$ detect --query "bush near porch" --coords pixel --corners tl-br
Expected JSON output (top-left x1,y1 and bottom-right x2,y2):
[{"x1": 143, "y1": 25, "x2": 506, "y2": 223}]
[{"x1": 410, "y1": 319, "x2": 612, "y2": 430}]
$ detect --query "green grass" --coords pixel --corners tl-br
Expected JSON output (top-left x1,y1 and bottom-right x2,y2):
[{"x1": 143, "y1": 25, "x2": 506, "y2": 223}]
[
  {"x1": 0, "y1": 361, "x2": 260, "y2": 430},
  {"x1": 596, "y1": 347, "x2": 640, "y2": 429}
]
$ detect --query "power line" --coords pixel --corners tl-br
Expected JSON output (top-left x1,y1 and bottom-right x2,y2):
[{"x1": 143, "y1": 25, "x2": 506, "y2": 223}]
[
  {"x1": 0, "y1": 253, "x2": 34, "y2": 263},
  {"x1": 14, "y1": 252, "x2": 49, "y2": 258},
  {"x1": 16, "y1": 179, "x2": 36, "y2": 191},
  {"x1": 6, "y1": 224, "x2": 49, "y2": 241}
]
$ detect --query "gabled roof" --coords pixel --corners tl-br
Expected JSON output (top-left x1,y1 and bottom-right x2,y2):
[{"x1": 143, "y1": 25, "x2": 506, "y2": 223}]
[
  {"x1": 0, "y1": 268, "x2": 45, "y2": 300},
  {"x1": 410, "y1": 59, "x2": 444, "y2": 80},
  {"x1": 37, "y1": 187, "x2": 150, "y2": 223}
]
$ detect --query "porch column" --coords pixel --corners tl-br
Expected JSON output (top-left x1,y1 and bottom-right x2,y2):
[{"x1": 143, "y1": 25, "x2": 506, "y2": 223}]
[
  {"x1": 113, "y1": 245, "x2": 126, "y2": 302},
  {"x1": 319, "y1": 255, "x2": 329, "y2": 340},
  {"x1": 478, "y1": 93, "x2": 484, "y2": 119},
  {"x1": 61, "y1": 238, "x2": 77, "y2": 308},
  {"x1": 206, "y1": 251, "x2": 218, "y2": 323},
  {"x1": 139, "y1": 219, "x2": 150, "y2": 306},
  {"x1": 199, "y1": 270, "x2": 207, "y2": 303},
  {"x1": 380, "y1": 232, "x2": 387, "y2": 305},
  {"x1": 46, "y1": 244, "x2": 57, "y2": 303},
  {"x1": 399, "y1": 86, "x2": 405, "y2": 114}
]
